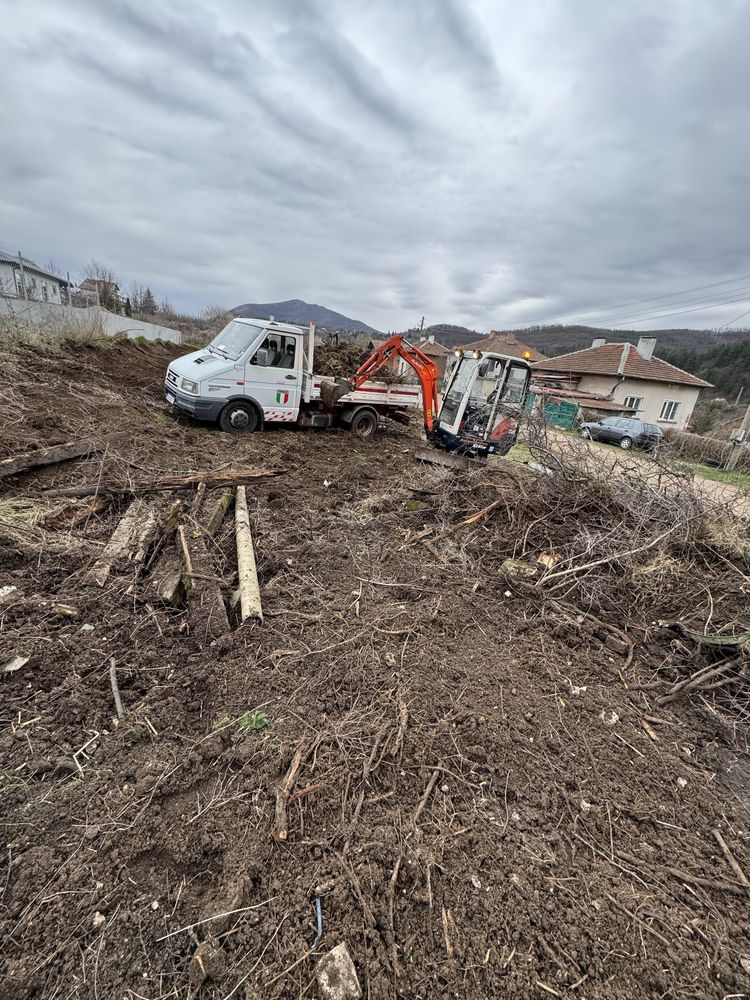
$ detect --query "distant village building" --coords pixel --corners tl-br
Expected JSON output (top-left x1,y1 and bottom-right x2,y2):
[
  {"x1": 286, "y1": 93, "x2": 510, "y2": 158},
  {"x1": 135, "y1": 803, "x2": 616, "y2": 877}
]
[
  {"x1": 406, "y1": 335, "x2": 452, "y2": 380},
  {"x1": 533, "y1": 337, "x2": 711, "y2": 430},
  {"x1": 78, "y1": 277, "x2": 121, "y2": 309},
  {"x1": 463, "y1": 330, "x2": 547, "y2": 363},
  {"x1": 0, "y1": 250, "x2": 68, "y2": 304}
]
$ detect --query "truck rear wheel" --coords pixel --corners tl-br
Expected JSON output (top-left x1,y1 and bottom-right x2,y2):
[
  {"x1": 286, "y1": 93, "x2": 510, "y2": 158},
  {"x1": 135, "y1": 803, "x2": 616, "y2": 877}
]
[
  {"x1": 347, "y1": 408, "x2": 378, "y2": 440},
  {"x1": 219, "y1": 401, "x2": 259, "y2": 433}
]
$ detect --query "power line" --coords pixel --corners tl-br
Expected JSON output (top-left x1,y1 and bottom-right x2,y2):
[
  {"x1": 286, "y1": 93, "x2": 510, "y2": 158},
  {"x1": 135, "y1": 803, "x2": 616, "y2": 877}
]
[
  {"x1": 717, "y1": 306, "x2": 750, "y2": 331},
  {"x1": 572, "y1": 272, "x2": 750, "y2": 322},
  {"x1": 572, "y1": 283, "x2": 750, "y2": 328},
  {"x1": 596, "y1": 293, "x2": 750, "y2": 327}
]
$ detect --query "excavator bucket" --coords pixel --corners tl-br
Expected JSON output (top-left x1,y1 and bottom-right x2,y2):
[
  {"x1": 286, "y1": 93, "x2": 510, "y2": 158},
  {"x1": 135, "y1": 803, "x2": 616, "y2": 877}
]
[{"x1": 320, "y1": 378, "x2": 353, "y2": 410}]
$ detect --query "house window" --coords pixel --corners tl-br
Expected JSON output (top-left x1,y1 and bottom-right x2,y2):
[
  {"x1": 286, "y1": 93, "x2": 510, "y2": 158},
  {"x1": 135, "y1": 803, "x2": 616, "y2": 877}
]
[
  {"x1": 14, "y1": 271, "x2": 24, "y2": 296},
  {"x1": 659, "y1": 400, "x2": 681, "y2": 422},
  {"x1": 42, "y1": 282, "x2": 49, "y2": 301},
  {"x1": 623, "y1": 395, "x2": 643, "y2": 411}
]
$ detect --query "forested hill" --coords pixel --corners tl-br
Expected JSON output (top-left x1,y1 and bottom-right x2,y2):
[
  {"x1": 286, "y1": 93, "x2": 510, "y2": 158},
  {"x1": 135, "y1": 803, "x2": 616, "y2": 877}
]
[
  {"x1": 518, "y1": 324, "x2": 749, "y2": 356},
  {"x1": 658, "y1": 341, "x2": 750, "y2": 398}
]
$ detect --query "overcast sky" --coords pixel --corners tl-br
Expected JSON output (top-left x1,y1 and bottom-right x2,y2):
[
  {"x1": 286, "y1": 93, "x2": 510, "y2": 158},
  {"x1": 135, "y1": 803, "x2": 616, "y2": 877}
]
[{"x1": 2, "y1": 0, "x2": 749, "y2": 332}]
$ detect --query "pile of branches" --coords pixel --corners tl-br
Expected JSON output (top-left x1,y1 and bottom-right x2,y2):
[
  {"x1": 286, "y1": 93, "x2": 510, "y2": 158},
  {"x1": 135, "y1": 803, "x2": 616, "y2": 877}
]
[
  {"x1": 315, "y1": 342, "x2": 409, "y2": 384},
  {"x1": 412, "y1": 426, "x2": 750, "y2": 722}
]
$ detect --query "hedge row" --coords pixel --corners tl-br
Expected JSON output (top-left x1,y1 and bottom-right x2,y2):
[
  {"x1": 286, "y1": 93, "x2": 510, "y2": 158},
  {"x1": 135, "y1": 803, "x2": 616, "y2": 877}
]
[{"x1": 664, "y1": 428, "x2": 750, "y2": 473}]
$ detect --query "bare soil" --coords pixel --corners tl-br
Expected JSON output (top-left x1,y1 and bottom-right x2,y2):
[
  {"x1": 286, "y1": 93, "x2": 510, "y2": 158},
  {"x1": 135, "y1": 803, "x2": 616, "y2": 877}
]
[{"x1": 1, "y1": 341, "x2": 749, "y2": 1000}]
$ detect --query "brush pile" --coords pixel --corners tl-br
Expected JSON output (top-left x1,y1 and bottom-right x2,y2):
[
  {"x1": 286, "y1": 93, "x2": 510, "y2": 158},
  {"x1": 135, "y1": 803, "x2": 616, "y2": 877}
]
[{"x1": 315, "y1": 340, "x2": 409, "y2": 383}]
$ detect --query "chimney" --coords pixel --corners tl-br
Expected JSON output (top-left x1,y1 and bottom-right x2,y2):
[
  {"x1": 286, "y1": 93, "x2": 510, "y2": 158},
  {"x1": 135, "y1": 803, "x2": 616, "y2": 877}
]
[
  {"x1": 636, "y1": 336, "x2": 657, "y2": 360},
  {"x1": 507, "y1": 331, "x2": 518, "y2": 344},
  {"x1": 591, "y1": 337, "x2": 606, "y2": 348},
  {"x1": 428, "y1": 334, "x2": 435, "y2": 343}
]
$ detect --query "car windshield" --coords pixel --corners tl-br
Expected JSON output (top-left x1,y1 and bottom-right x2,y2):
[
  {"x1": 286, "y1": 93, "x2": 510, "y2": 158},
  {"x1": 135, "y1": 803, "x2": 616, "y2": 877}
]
[
  {"x1": 208, "y1": 320, "x2": 263, "y2": 361},
  {"x1": 645, "y1": 423, "x2": 661, "y2": 435},
  {"x1": 601, "y1": 417, "x2": 620, "y2": 426}
]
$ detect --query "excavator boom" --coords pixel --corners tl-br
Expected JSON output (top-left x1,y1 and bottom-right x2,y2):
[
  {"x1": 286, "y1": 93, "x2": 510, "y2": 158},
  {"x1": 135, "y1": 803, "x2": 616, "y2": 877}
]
[{"x1": 319, "y1": 335, "x2": 440, "y2": 433}]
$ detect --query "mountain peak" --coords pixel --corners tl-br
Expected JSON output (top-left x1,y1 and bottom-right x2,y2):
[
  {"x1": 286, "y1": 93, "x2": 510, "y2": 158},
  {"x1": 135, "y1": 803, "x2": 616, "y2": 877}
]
[{"x1": 231, "y1": 299, "x2": 376, "y2": 333}]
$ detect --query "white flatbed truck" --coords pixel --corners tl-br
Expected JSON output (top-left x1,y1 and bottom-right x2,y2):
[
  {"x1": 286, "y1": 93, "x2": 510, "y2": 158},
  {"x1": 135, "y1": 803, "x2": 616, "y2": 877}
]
[{"x1": 165, "y1": 317, "x2": 421, "y2": 438}]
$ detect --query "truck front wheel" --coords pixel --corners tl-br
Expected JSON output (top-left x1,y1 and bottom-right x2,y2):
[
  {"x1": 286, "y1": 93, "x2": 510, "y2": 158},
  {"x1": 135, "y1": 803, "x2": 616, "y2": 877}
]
[
  {"x1": 347, "y1": 408, "x2": 378, "y2": 439},
  {"x1": 219, "y1": 401, "x2": 259, "y2": 433}
]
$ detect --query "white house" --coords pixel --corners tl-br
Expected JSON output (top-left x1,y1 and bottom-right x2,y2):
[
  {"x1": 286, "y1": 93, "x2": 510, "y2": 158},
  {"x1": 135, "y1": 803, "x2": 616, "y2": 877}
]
[
  {"x1": 0, "y1": 249, "x2": 68, "y2": 304},
  {"x1": 533, "y1": 337, "x2": 712, "y2": 431}
]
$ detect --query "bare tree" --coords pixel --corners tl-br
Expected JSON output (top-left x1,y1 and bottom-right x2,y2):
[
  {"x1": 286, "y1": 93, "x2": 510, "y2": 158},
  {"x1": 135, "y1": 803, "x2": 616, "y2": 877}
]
[
  {"x1": 81, "y1": 259, "x2": 120, "y2": 312},
  {"x1": 128, "y1": 281, "x2": 146, "y2": 314}
]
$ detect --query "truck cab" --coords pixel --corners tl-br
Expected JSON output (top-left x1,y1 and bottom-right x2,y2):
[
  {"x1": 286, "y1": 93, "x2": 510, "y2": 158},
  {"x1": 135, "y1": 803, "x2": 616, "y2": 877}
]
[{"x1": 165, "y1": 318, "x2": 308, "y2": 432}]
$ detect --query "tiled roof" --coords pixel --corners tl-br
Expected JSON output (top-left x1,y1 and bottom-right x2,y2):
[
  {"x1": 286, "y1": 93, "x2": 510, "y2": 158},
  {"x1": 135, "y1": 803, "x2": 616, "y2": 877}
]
[
  {"x1": 533, "y1": 343, "x2": 711, "y2": 388},
  {"x1": 463, "y1": 331, "x2": 546, "y2": 362},
  {"x1": 0, "y1": 249, "x2": 68, "y2": 284},
  {"x1": 414, "y1": 337, "x2": 451, "y2": 356}
]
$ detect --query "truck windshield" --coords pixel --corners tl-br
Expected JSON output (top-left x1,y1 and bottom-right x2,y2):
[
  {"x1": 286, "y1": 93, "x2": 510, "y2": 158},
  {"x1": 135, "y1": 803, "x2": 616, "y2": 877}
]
[{"x1": 209, "y1": 321, "x2": 263, "y2": 361}]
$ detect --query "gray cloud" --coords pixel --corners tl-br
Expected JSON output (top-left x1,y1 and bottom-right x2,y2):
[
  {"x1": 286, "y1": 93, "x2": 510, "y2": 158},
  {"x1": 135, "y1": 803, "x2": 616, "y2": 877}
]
[{"x1": 1, "y1": 0, "x2": 749, "y2": 332}]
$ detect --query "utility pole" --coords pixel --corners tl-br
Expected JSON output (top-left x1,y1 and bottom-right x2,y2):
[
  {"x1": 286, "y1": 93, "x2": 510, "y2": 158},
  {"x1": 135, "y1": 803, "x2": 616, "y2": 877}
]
[
  {"x1": 67, "y1": 271, "x2": 73, "y2": 319},
  {"x1": 726, "y1": 402, "x2": 750, "y2": 471},
  {"x1": 17, "y1": 251, "x2": 28, "y2": 305}
]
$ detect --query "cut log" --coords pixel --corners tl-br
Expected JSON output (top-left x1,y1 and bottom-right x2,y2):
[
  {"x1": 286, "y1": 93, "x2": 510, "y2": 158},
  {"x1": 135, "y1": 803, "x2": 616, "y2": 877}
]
[
  {"x1": 204, "y1": 487, "x2": 235, "y2": 538},
  {"x1": 148, "y1": 545, "x2": 185, "y2": 605},
  {"x1": 86, "y1": 499, "x2": 147, "y2": 587},
  {"x1": 143, "y1": 499, "x2": 183, "y2": 572},
  {"x1": 43, "y1": 494, "x2": 109, "y2": 530},
  {"x1": 235, "y1": 486, "x2": 263, "y2": 623},
  {"x1": 177, "y1": 524, "x2": 229, "y2": 641},
  {"x1": 133, "y1": 505, "x2": 160, "y2": 569},
  {"x1": 45, "y1": 469, "x2": 281, "y2": 498},
  {"x1": 0, "y1": 433, "x2": 125, "y2": 481}
]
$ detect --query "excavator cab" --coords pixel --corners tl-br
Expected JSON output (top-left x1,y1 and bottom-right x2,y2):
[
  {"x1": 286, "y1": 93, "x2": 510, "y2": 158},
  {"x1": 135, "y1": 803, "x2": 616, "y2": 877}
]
[{"x1": 435, "y1": 352, "x2": 532, "y2": 457}]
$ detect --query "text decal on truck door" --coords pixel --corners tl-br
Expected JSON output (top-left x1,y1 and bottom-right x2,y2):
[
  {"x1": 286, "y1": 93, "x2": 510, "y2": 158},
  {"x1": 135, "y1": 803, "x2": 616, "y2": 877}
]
[{"x1": 275, "y1": 390, "x2": 289, "y2": 404}]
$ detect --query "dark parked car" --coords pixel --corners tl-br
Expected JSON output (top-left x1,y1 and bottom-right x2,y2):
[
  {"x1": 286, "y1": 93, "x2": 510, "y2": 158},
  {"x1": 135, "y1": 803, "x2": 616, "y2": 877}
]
[{"x1": 580, "y1": 416, "x2": 663, "y2": 451}]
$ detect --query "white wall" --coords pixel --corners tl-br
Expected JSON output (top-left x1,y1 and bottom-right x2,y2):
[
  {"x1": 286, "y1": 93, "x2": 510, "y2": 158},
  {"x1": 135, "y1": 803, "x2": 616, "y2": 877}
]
[
  {"x1": 0, "y1": 298, "x2": 182, "y2": 345},
  {"x1": 0, "y1": 261, "x2": 23, "y2": 298},
  {"x1": 0, "y1": 262, "x2": 63, "y2": 303},
  {"x1": 575, "y1": 373, "x2": 701, "y2": 430}
]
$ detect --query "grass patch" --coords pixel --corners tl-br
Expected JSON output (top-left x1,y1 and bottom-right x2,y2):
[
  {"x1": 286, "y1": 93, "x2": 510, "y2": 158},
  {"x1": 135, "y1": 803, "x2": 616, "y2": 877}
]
[
  {"x1": 507, "y1": 442, "x2": 532, "y2": 463},
  {"x1": 0, "y1": 500, "x2": 43, "y2": 526},
  {"x1": 150, "y1": 409, "x2": 170, "y2": 425},
  {"x1": 237, "y1": 710, "x2": 270, "y2": 732},
  {"x1": 691, "y1": 463, "x2": 750, "y2": 491},
  {"x1": 214, "y1": 709, "x2": 270, "y2": 733}
]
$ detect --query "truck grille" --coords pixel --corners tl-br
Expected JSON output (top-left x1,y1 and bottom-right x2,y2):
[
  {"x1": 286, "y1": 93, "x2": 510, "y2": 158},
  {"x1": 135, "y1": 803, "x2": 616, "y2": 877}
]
[{"x1": 166, "y1": 369, "x2": 178, "y2": 388}]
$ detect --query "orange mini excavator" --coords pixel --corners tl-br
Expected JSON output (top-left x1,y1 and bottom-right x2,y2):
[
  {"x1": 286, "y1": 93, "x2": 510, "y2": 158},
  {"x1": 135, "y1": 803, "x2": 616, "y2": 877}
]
[{"x1": 320, "y1": 334, "x2": 532, "y2": 462}]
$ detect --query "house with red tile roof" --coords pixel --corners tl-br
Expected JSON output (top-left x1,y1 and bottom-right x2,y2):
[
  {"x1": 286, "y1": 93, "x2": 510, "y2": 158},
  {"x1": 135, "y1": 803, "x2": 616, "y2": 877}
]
[
  {"x1": 462, "y1": 330, "x2": 546, "y2": 363},
  {"x1": 397, "y1": 335, "x2": 452, "y2": 380},
  {"x1": 532, "y1": 337, "x2": 711, "y2": 430}
]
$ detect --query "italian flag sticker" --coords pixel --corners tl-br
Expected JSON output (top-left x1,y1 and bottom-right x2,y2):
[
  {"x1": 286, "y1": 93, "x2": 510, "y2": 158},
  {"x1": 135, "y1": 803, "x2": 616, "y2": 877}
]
[{"x1": 275, "y1": 390, "x2": 289, "y2": 404}]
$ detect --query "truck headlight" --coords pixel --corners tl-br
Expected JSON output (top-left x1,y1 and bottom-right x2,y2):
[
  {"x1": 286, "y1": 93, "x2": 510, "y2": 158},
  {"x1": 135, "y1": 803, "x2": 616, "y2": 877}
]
[{"x1": 181, "y1": 379, "x2": 198, "y2": 393}]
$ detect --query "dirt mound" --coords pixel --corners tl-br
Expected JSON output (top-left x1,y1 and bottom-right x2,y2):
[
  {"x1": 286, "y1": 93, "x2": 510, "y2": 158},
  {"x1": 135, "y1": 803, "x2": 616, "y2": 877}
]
[{"x1": 1, "y1": 341, "x2": 749, "y2": 999}]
